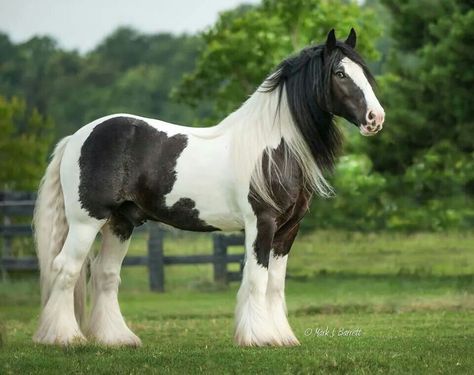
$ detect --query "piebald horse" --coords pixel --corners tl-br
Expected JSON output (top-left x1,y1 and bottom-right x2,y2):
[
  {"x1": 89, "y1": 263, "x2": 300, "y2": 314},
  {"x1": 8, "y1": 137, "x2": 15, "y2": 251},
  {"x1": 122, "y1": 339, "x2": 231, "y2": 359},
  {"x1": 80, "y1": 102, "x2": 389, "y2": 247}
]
[{"x1": 33, "y1": 29, "x2": 384, "y2": 347}]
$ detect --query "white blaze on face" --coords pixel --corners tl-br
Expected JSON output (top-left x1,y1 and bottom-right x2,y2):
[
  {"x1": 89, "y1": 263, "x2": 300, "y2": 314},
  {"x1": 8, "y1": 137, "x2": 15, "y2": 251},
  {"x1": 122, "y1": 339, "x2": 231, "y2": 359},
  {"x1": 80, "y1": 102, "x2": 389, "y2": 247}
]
[{"x1": 340, "y1": 57, "x2": 385, "y2": 135}]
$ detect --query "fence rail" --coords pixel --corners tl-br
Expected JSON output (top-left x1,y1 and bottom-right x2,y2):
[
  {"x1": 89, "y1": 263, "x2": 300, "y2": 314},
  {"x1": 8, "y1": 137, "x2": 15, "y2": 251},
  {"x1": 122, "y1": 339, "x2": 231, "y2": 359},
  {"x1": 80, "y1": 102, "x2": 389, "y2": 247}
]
[{"x1": 0, "y1": 192, "x2": 245, "y2": 291}]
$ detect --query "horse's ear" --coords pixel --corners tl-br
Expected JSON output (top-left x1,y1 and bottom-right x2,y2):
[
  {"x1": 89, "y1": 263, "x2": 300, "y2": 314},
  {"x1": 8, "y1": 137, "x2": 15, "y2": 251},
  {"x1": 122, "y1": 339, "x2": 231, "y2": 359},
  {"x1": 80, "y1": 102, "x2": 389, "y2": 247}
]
[
  {"x1": 345, "y1": 28, "x2": 357, "y2": 48},
  {"x1": 325, "y1": 29, "x2": 337, "y2": 53}
]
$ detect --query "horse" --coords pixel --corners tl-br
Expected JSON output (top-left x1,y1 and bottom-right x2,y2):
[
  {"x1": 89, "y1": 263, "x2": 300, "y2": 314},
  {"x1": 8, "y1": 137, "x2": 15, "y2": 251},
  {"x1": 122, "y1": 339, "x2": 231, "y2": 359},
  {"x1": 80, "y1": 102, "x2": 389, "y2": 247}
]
[{"x1": 33, "y1": 28, "x2": 384, "y2": 347}]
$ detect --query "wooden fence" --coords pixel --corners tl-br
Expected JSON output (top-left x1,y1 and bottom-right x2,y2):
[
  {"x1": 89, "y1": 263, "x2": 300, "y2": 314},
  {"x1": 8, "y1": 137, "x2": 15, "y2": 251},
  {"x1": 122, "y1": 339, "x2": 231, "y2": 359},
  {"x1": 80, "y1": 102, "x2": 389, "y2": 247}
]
[{"x1": 0, "y1": 192, "x2": 245, "y2": 291}]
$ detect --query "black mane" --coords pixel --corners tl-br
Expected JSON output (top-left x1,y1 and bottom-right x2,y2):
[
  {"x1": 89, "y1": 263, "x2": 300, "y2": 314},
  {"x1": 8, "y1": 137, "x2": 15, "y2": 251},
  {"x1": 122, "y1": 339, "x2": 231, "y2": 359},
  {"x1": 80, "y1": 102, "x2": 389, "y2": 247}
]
[{"x1": 263, "y1": 41, "x2": 374, "y2": 174}]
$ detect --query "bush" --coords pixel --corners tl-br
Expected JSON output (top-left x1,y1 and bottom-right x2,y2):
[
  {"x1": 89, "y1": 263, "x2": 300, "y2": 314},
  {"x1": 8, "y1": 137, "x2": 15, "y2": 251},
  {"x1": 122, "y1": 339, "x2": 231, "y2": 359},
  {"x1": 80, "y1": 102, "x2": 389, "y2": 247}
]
[
  {"x1": 385, "y1": 142, "x2": 474, "y2": 231},
  {"x1": 302, "y1": 145, "x2": 474, "y2": 232},
  {"x1": 302, "y1": 154, "x2": 388, "y2": 232},
  {"x1": 0, "y1": 96, "x2": 53, "y2": 190}
]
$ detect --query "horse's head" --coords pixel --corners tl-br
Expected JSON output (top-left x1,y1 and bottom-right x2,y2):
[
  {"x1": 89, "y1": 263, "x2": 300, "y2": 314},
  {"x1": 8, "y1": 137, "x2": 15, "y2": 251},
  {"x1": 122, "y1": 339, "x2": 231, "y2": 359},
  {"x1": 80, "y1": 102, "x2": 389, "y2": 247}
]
[
  {"x1": 323, "y1": 28, "x2": 385, "y2": 136},
  {"x1": 263, "y1": 29, "x2": 385, "y2": 173}
]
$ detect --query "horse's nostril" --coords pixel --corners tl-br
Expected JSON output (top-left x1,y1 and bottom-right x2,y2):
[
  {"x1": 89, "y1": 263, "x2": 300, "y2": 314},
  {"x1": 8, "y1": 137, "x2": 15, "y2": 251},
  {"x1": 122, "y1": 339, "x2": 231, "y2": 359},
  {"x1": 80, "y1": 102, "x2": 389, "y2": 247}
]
[{"x1": 366, "y1": 110, "x2": 376, "y2": 124}]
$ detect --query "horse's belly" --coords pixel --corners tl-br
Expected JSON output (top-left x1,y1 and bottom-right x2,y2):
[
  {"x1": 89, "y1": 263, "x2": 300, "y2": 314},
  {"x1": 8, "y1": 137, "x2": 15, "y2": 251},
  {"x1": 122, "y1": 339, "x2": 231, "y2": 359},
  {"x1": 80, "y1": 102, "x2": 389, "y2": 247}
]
[
  {"x1": 165, "y1": 173, "x2": 244, "y2": 231},
  {"x1": 186, "y1": 196, "x2": 243, "y2": 231},
  {"x1": 164, "y1": 137, "x2": 244, "y2": 232}
]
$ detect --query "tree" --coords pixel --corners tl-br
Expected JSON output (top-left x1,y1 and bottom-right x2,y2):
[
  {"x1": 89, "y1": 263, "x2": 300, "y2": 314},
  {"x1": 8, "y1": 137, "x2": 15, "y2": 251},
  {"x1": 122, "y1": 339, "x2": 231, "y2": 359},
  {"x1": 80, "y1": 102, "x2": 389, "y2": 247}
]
[
  {"x1": 0, "y1": 29, "x2": 208, "y2": 137},
  {"x1": 366, "y1": 0, "x2": 474, "y2": 173},
  {"x1": 0, "y1": 96, "x2": 53, "y2": 190},
  {"x1": 0, "y1": 35, "x2": 59, "y2": 115},
  {"x1": 173, "y1": 0, "x2": 382, "y2": 122}
]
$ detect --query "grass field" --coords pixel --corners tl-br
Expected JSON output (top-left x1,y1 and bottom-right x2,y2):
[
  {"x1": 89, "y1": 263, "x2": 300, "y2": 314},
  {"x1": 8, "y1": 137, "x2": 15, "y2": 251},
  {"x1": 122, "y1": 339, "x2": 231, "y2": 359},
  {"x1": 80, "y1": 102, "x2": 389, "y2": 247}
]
[{"x1": 1, "y1": 230, "x2": 473, "y2": 374}]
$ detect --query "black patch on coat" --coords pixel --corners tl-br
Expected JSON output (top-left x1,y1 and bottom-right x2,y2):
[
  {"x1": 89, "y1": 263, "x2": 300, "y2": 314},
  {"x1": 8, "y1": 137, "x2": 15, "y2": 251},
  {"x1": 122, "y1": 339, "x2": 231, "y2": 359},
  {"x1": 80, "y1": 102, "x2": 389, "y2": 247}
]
[
  {"x1": 248, "y1": 141, "x2": 312, "y2": 267},
  {"x1": 78, "y1": 116, "x2": 219, "y2": 240},
  {"x1": 108, "y1": 212, "x2": 135, "y2": 242}
]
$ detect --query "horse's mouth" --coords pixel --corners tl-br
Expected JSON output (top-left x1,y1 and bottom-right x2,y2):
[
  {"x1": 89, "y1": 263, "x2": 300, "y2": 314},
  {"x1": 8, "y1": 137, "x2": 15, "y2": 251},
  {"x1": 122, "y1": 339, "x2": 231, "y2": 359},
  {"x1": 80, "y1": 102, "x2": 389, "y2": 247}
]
[{"x1": 359, "y1": 124, "x2": 382, "y2": 136}]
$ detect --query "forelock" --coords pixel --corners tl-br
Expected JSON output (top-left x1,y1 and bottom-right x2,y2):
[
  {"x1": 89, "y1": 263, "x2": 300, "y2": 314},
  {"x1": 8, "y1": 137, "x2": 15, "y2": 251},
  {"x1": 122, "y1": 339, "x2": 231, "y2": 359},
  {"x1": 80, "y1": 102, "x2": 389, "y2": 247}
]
[{"x1": 329, "y1": 42, "x2": 376, "y2": 86}]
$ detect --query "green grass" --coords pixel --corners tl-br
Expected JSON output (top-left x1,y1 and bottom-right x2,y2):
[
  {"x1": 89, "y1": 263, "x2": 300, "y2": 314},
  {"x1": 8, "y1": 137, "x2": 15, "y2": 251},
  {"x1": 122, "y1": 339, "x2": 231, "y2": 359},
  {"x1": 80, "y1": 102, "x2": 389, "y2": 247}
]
[{"x1": 1, "y1": 231, "x2": 473, "y2": 374}]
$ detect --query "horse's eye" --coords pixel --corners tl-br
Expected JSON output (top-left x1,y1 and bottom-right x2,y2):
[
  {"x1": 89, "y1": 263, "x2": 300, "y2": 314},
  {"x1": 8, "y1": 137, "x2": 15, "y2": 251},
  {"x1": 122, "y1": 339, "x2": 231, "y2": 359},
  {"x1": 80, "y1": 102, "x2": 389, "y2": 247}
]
[{"x1": 335, "y1": 71, "x2": 346, "y2": 79}]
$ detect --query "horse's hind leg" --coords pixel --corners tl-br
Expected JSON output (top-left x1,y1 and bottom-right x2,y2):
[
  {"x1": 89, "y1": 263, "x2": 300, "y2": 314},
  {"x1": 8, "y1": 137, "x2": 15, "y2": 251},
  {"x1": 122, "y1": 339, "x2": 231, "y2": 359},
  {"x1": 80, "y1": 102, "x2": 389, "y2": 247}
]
[
  {"x1": 34, "y1": 219, "x2": 102, "y2": 345},
  {"x1": 88, "y1": 220, "x2": 141, "y2": 346}
]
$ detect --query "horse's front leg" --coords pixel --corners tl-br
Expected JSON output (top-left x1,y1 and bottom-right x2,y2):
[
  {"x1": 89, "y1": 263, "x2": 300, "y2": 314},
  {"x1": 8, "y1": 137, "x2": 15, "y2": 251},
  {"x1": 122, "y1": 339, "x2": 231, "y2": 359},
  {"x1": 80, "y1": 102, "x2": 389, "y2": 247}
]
[
  {"x1": 235, "y1": 215, "x2": 280, "y2": 346},
  {"x1": 267, "y1": 224, "x2": 300, "y2": 346}
]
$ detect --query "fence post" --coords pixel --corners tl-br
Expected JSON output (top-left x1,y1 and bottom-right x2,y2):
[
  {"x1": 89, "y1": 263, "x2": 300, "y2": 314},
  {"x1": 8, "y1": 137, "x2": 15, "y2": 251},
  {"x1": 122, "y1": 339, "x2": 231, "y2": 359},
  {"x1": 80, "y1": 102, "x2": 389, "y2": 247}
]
[
  {"x1": 147, "y1": 223, "x2": 164, "y2": 292},
  {"x1": 3, "y1": 215, "x2": 12, "y2": 258},
  {"x1": 1, "y1": 204, "x2": 12, "y2": 281},
  {"x1": 213, "y1": 234, "x2": 227, "y2": 284}
]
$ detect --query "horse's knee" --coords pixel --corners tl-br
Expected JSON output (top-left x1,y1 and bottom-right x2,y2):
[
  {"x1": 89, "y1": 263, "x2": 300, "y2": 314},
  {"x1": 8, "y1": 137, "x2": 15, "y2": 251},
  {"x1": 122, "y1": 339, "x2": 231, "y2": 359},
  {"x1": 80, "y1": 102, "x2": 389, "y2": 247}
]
[
  {"x1": 50, "y1": 254, "x2": 82, "y2": 289},
  {"x1": 93, "y1": 267, "x2": 121, "y2": 292}
]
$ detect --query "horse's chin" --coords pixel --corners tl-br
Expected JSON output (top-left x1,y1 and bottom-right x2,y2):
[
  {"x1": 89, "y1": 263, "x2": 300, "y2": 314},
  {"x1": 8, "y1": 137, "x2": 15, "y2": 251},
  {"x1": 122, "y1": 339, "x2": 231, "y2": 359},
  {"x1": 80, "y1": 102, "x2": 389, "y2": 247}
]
[{"x1": 359, "y1": 124, "x2": 382, "y2": 137}]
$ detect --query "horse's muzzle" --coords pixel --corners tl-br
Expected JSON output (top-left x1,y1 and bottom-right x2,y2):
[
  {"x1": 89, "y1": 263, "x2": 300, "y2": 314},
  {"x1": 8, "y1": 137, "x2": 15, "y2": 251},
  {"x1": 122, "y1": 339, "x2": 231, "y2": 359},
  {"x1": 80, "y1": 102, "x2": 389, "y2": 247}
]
[{"x1": 359, "y1": 108, "x2": 384, "y2": 136}]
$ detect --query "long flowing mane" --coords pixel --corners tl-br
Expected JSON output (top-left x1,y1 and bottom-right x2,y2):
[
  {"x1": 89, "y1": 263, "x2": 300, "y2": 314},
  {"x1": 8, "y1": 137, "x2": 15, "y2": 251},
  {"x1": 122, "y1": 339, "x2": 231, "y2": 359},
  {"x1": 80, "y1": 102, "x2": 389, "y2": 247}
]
[
  {"x1": 221, "y1": 41, "x2": 375, "y2": 211},
  {"x1": 264, "y1": 45, "x2": 340, "y2": 173}
]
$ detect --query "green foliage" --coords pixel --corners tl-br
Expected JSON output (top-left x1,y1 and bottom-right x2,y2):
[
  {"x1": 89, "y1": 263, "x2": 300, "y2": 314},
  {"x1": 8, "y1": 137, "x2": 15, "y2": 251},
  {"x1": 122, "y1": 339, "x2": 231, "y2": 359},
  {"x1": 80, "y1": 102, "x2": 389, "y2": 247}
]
[
  {"x1": 302, "y1": 145, "x2": 473, "y2": 232},
  {"x1": 0, "y1": 28, "x2": 207, "y2": 137},
  {"x1": 381, "y1": 0, "x2": 459, "y2": 51},
  {"x1": 403, "y1": 142, "x2": 473, "y2": 200},
  {"x1": 173, "y1": 5, "x2": 286, "y2": 121},
  {"x1": 420, "y1": 8, "x2": 474, "y2": 147},
  {"x1": 369, "y1": 0, "x2": 474, "y2": 172},
  {"x1": 303, "y1": 154, "x2": 388, "y2": 231},
  {"x1": 0, "y1": 96, "x2": 52, "y2": 190},
  {"x1": 174, "y1": 0, "x2": 381, "y2": 122},
  {"x1": 386, "y1": 142, "x2": 474, "y2": 231},
  {"x1": 0, "y1": 36, "x2": 58, "y2": 115},
  {"x1": 346, "y1": 0, "x2": 474, "y2": 231}
]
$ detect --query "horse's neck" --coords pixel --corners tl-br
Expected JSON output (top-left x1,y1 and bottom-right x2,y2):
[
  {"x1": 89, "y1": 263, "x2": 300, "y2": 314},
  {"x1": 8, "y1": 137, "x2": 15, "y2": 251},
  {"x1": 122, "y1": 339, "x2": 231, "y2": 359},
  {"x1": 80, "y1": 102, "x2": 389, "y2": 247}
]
[
  {"x1": 216, "y1": 84, "x2": 331, "y2": 205},
  {"x1": 218, "y1": 88, "x2": 288, "y2": 148},
  {"x1": 211, "y1": 87, "x2": 301, "y2": 204}
]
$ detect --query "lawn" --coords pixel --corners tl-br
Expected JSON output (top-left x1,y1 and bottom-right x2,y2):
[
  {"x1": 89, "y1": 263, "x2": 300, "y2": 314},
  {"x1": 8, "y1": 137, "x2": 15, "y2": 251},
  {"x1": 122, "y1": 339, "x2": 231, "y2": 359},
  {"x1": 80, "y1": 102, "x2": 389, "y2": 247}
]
[{"x1": 1, "y1": 231, "x2": 473, "y2": 374}]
